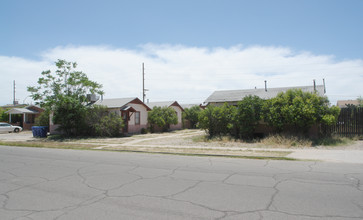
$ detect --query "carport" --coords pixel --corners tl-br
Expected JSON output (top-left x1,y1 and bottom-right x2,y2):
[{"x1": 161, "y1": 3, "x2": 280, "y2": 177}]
[{"x1": 6, "y1": 107, "x2": 40, "y2": 130}]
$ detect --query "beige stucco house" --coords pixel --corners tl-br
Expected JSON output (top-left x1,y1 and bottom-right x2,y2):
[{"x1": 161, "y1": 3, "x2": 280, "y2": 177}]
[
  {"x1": 95, "y1": 97, "x2": 151, "y2": 134},
  {"x1": 147, "y1": 101, "x2": 184, "y2": 130}
]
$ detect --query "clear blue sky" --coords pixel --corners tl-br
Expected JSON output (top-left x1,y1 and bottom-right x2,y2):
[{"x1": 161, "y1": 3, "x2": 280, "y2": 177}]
[
  {"x1": 1, "y1": 0, "x2": 363, "y2": 106},
  {"x1": 2, "y1": 0, "x2": 363, "y2": 60}
]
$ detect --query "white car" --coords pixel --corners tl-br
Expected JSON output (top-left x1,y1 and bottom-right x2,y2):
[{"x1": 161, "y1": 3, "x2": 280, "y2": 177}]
[{"x1": 0, "y1": 122, "x2": 23, "y2": 133}]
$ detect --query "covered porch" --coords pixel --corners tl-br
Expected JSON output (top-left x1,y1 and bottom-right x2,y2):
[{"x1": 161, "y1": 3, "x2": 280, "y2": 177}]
[
  {"x1": 6, "y1": 107, "x2": 41, "y2": 130},
  {"x1": 120, "y1": 105, "x2": 136, "y2": 133}
]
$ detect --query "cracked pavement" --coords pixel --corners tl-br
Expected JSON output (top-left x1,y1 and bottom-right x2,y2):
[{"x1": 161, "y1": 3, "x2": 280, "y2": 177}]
[{"x1": 0, "y1": 146, "x2": 363, "y2": 220}]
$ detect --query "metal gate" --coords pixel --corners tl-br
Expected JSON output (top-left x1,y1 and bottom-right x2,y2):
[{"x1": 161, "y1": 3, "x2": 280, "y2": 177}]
[{"x1": 321, "y1": 107, "x2": 363, "y2": 136}]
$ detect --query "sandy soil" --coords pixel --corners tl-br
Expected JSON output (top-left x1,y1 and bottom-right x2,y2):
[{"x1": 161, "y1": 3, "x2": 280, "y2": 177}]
[{"x1": 1, "y1": 129, "x2": 362, "y2": 160}]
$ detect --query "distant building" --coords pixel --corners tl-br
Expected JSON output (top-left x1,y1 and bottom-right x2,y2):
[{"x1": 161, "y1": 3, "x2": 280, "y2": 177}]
[
  {"x1": 336, "y1": 100, "x2": 361, "y2": 108},
  {"x1": 0, "y1": 103, "x2": 27, "y2": 109},
  {"x1": 180, "y1": 104, "x2": 200, "y2": 109},
  {"x1": 203, "y1": 85, "x2": 326, "y2": 106},
  {"x1": 5, "y1": 105, "x2": 44, "y2": 130}
]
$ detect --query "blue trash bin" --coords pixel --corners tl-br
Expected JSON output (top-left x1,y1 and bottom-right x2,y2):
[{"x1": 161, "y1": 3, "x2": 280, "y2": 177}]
[{"x1": 32, "y1": 126, "x2": 48, "y2": 138}]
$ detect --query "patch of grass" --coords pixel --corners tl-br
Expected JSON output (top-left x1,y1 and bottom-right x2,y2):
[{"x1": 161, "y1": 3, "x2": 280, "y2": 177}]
[
  {"x1": 312, "y1": 136, "x2": 356, "y2": 146},
  {"x1": 190, "y1": 132, "x2": 361, "y2": 148},
  {"x1": 191, "y1": 135, "x2": 209, "y2": 142},
  {"x1": 0, "y1": 141, "x2": 102, "y2": 150},
  {"x1": 260, "y1": 134, "x2": 313, "y2": 148},
  {"x1": 193, "y1": 133, "x2": 313, "y2": 148},
  {"x1": 47, "y1": 135, "x2": 123, "y2": 142},
  {"x1": 0, "y1": 140, "x2": 296, "y2": 161},
  {"x1": 126, "y1": 151, "x2": 298, "y2": 161},
  {"x1": 107, "y1": 146, "x2": 295, "y2": 160},
  {"x1": 192, "y1": 135, "x2": 238, "y2": 143}
]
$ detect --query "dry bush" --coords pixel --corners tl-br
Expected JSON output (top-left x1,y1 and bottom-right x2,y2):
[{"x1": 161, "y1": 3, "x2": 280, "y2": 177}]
[{"x1": 260, "y1": 134, "x2": 313, "y2": 148}]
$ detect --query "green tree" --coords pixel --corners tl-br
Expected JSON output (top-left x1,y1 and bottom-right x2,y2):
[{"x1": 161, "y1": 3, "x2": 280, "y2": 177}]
[
  {"x1": 86, "y1": 105, "x2": 123, "y2": 137},
  {"x1": 358, "y1": 96, "x2": 363, "y2": 107},
  {"x1": 198, "y1": 103, "x2": 235, "y2": 137},
  {"x1": 262, "y1": 89, "x2": 340, "y2": 134},
  {"x1": 148, "y1": 106, "x2": 178, "y2": 132},
  {"x1": 0, "y1": 107, "x2": 9, "y2": 122},
  {"x1": 182, "y1": 105, "x2": 201, "y2": 128},
  {"x1": 232, "y1": 95, "x2": 263, "y2": 139},
  {"x1": 28, "y1": 59, "x2": 104, "y2": 136},
  {"x1": 34, "y1": 110, "x2": 50, "y2": 126}
]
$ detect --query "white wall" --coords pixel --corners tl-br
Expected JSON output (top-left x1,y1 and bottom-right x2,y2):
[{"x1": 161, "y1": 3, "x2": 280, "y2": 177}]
[{"x1": 170, "y1": 105, "x2": 183, "y2": 130}]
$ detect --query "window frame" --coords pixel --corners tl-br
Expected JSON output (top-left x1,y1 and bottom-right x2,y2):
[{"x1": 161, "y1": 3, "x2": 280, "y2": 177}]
[{"x1": 135, "y1": 111, "x2": 140, "y2": 125}]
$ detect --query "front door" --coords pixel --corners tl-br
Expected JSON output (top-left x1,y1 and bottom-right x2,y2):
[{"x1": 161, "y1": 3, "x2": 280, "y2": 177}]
[{"x1": 121, "y1": 111, "x2": 128, "y2": 133}]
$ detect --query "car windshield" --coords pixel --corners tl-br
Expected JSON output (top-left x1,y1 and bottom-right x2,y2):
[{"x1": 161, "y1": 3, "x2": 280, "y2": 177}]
[{"x1": 0, "y1": 123, "x2": 11, "y2": 127}]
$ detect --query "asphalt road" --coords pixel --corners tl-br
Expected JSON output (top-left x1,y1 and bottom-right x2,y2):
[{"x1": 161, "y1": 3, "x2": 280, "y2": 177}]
[{"x1": 0, "y1": 146, "x2": 363, "y2": 220}]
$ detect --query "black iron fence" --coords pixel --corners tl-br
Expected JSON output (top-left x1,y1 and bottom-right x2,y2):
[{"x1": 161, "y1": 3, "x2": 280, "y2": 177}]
[{"x1": 321, "y1": 107, "x2": 363, "y2": 136}]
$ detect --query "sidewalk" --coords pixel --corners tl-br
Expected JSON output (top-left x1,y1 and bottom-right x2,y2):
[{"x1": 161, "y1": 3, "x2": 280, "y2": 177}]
[{"x1": 288, "y1": 148, "x2": 363, "y2": 164}]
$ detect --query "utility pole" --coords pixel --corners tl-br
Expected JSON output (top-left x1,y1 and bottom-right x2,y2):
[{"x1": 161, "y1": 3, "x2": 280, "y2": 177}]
[
  {"x1": 13, "y1": 80, "x2": 16, "y2": 105},
  {"x1": 313, "y1": 79, "x2": 316, "y2": 92},
  {"x1": 142, "y1": 63, "x2": 145, "y2": 103},
  {"x1": 142, "y1": 63, "x2": 146, "y2": 103},
  {"x1": 264, "y1": 80, "x2": 267, "y2": 92},
  {"x1": 142, "y1": 63, "x2": 149, "y2": 103},
  {"x1": 323, "y1": 78, "x2": 326, "y2": 94}
]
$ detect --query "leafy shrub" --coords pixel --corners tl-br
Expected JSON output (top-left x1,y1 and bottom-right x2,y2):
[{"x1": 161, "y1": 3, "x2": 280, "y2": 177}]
[
  {"x1": 198, "y1": 103, "x2": 235, "y2": 137},
  {"x1": 0, "y1": 108, "x2": 9, "y2": 122},
  {"x1": 231, "y1": 95, "x2": 263, "y2": 139},
  {"x1": 262, "y1": 89, "x2": 340, "y2": 134},
  {"x1": 35, "y1": 110, "x2": 50, "y2": 126},
  {"x1": 52, "y1": 96, "x2": 88, "y2": 136},
  {"x1": 199, "y1": 89, "x2": 340, "y2": 139},
  {"x1": 141, "y1": 128, "x2": 148, "y2": 134},
  {"x1": 85, "y1": 105, "x2": 123, "y2": 137},
  {"x1": 148, "y1": 106, "x2": 178, "y2": 132},
  {"x1": 182, "y1": 106, "x2": 202, "y2": 128}
]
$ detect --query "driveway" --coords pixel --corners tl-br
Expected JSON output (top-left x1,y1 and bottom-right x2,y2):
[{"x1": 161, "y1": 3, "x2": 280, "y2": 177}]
[
  {"x1": 0, "y1": 146, "x2": 362, "y2": 219},
  {"x1": 0, "y1": 131, "x2": 34, "y2": 142}
]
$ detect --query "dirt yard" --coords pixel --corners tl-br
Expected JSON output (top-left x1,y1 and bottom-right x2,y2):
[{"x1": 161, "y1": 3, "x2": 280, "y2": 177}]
[
  {"x1": 0, "y1": 130, "x2": 291, "y2": 158},
  {"x1": 1, "y1": 129, "x2": 362, "y2": 160}
]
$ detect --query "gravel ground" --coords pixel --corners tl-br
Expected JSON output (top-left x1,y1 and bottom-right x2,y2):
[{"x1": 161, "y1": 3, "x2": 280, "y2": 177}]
[
  {"x1": 0, "y1": 131, "x2": 34, "y2": 142},
  {"x1": 1, "y1": 129, "x2": 362, "y2": 150},
  {"x1": 1, "y1": 129, "x2": 363, "y2": 163}
]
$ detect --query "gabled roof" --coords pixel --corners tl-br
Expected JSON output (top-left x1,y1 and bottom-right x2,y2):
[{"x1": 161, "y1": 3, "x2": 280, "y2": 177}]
[
  {"x1": 6, "y1": 108, "x2": 39, "y2": 114},
  {"x1": 0, "y1": 104, "x2": 27, "y2": 109},
  {"x1": 147, "y1": 101, "x2": 184, "y2": 111},
  {"x1": 95, "y1": 98, "x2": 136, "y2": 108},
  {"x1": 181, "y1": 104, "x2": 200, "y2": 109},
  {"x1": 204, "y1": 85, "x2": 325, "y2": 104},
  {"x1": 95, "y1": 97, "x2": 151, "y2": 110}
]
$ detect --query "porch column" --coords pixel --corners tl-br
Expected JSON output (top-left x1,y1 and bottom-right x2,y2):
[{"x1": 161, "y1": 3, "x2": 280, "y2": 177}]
[
  {"x1": 24, "y1": 113, "x2": 26, "y2": 123},
  {"x1": 9, "y1": 114, "x2": 11, "y2": 123}
]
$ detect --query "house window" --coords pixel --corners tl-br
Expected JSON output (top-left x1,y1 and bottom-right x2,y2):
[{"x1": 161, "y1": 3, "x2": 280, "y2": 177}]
[
  {"x1": 26, "y1": 114, "x2": 36, "y2": 124},
  {"x1": 175, "y1": 111, "x2": 179, "y2": 121},
  {"x1": 135, "y1": 112, "x2": 140, "y2": 125}
]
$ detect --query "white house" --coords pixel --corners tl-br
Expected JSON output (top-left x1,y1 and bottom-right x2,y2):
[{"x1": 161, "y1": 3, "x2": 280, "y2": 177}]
[{"x1": 95, "y1": 97, "x2": 151, "y2": 134}]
